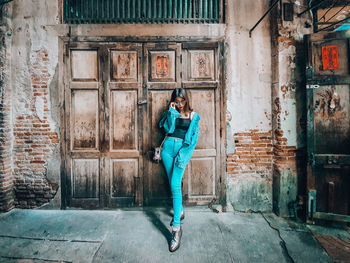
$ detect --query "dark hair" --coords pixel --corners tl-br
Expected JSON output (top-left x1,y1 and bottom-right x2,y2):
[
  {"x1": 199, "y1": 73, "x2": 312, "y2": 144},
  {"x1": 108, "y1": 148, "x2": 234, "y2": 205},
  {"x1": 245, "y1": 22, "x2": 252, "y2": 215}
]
[{"x1": 170, "y1": 88, "x2": 193, "y2": 113}]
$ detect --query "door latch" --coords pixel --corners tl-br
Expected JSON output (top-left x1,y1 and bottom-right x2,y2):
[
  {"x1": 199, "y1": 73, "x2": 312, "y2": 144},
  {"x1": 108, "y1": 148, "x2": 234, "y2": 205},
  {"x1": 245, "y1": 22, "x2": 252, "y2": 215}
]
[{"x1": 137, "y1": 100, "x2": 147, "y2": 105}]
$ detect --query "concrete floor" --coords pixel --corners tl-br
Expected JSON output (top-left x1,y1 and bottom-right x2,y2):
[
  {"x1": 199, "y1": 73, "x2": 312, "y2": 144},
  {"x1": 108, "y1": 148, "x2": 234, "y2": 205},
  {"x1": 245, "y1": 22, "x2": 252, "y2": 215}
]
[{"x1": 0, "y1": 206, "x2": 341, "y2": 263}]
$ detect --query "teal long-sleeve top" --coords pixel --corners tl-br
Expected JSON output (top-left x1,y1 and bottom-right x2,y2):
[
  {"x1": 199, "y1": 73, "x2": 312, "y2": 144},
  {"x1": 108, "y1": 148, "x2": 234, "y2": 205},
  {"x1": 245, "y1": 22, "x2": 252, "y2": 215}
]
[{"x1": 159, "y1": 107, "x2": 201, "y2": 169}]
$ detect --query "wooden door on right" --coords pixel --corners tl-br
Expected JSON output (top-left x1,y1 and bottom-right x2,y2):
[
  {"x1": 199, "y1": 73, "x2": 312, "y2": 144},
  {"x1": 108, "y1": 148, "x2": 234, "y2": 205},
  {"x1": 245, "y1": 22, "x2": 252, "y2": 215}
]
[{"x1": 306, "y1": 31, "x2": 350, "y2": 222}]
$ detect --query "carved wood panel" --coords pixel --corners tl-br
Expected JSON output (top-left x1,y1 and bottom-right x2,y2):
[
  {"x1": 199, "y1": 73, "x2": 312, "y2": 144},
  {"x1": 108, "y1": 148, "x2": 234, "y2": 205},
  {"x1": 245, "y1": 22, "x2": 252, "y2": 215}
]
[
  {"x1": 111, "y1": 51, "x2": 138, "y2": 82},
  {"x1": 110, "y1": 90, "x2": 138, "y2": 151},
  {"x1": 71, "y1": 50, "x2": 98, "y2": 81},
  {"x1": 71, "y1": 90, "x2": 99, "y2": 150}
]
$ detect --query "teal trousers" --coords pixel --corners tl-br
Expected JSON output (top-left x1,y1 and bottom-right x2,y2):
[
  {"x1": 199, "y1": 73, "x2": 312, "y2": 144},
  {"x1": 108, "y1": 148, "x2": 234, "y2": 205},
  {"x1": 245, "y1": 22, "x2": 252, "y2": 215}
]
[{"x1": 161, "y1": 137, "x2": 185, "y2": 227}]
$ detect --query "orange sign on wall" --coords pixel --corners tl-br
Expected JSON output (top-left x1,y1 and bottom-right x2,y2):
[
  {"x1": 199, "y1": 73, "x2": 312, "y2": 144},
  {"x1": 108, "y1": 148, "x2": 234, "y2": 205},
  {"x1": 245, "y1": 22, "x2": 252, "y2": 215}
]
[{"x1": 322, "y1": 45, "x2": 339, "y2": 70}]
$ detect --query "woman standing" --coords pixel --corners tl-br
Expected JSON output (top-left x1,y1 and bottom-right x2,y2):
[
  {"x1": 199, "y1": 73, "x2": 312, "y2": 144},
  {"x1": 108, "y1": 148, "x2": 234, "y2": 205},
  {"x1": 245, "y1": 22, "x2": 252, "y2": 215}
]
[{"x1": 158, "y1": 88, "x2": 201, "y2": 252}]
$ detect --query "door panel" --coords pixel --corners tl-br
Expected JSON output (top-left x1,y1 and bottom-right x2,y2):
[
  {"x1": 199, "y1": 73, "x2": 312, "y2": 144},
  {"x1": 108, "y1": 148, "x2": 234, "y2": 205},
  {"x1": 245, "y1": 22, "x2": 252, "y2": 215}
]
[
  {"x1": 105, "y1": 43, "x2": 143, "y2": 207},
  {"x1": 313, "y1": 85, "x2": 350, "y2": 154},
  {"x1": 111, "y1": 159, "x2": 138, "y2": 198},
  {"x1": 66, "y1": 44, "x2": 102, "y2": 209},
  {"x1": 72, "y1": 159, "x2": 99, "y2": 198},
  {"x1": 111, "y1": 51, "x2": 138, "y2": 82},
  {"x1": 190, "y1": 89, "x2": 216, "y2": 149},
  {"x1": 110, "y1": 90, "x2": 138, "y2": 151},
  {"x1": 71, "y1": 90, "x2": 99, "y2": 150},
  {"x1": 71, "y1": 50, "x2": 98, "y2": 81},
  {"x1": 189, "y1": 157, "x2": 215, "y2": 196}
]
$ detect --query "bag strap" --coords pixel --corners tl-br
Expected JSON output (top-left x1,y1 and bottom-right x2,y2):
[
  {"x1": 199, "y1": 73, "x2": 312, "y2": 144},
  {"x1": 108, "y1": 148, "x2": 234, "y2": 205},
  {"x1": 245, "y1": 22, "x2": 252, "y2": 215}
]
[{"x1": 160, "y1": 133, "x2": 168, "y2": 148}]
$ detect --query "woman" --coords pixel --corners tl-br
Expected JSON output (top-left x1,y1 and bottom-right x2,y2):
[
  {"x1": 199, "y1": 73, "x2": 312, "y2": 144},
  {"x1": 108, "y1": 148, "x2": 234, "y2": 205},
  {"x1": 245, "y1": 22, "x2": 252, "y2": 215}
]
[{"x1": 158, "y1": 88, "x2": 201, "y2": 252}]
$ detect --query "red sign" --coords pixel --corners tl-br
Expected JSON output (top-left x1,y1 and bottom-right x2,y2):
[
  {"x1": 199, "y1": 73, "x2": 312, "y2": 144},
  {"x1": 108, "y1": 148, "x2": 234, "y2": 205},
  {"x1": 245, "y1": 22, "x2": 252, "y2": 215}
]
[{"x1": 322, "y1": 45, "x2": 339, "y2": 70}]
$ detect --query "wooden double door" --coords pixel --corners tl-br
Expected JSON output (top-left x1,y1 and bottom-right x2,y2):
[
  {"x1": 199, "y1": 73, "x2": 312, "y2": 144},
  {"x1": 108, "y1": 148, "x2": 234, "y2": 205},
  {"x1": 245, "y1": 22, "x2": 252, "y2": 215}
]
[{"x1": 63, "y1": 41, "x2": 225, "y2": 208}]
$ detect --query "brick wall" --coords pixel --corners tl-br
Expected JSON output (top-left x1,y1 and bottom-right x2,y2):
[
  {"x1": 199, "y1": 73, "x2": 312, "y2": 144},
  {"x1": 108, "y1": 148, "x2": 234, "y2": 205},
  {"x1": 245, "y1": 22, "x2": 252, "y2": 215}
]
[
  {"x1": 12, "y1": 49, "x2": 59, "y2": 208},
  {"x1": 227, "y1": 130, "x2": 273, "y2": 176},
  {"x1": 273, "y1": 129, "x2": 296, "y2": 165}
]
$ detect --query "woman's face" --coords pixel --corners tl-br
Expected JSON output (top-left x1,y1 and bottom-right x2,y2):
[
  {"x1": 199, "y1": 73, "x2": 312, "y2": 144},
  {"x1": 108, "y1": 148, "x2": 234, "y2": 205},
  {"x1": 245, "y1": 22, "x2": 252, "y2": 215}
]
[{"x1": 174, "y1": 96, "x2": 186, "y2": 111}]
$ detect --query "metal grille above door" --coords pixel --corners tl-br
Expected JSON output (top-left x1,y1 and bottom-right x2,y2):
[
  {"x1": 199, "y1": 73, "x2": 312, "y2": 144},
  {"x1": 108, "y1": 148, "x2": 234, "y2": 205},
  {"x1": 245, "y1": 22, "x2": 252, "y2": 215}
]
[{"x1": 63, "y1": 0, "x2": 225, "y2": 24}]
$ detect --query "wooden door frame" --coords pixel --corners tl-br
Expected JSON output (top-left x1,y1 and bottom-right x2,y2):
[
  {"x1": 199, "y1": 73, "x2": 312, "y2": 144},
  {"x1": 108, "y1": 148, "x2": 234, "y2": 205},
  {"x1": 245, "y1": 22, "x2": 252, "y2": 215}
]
[{"x1": 59, "y1": 37, "x2": 227, "y2": 209}]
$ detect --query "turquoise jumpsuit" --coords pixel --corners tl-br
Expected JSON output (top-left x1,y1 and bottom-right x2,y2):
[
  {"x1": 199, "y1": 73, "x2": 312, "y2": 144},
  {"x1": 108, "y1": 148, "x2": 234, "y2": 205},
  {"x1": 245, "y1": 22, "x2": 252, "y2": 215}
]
[{"x1": 159, "y1": 107, "x2": 201, "y2": 227}]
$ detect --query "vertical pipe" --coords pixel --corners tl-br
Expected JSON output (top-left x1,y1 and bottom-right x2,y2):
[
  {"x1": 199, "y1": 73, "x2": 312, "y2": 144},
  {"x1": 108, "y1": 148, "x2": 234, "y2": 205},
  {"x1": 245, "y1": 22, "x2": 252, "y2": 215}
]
[
  {"x1": 153, "y1": 0, "x2": 156, "y2": 22},
  {"x1": 80, "y1": 0, "x2": 83, "y2": 22},
  {"x1": 142, "y1": 0, "x2": 146, "y2": 22},
  {"x1": 111, "y1": 0, "x2": 115, "y2": 23},
  {"x1": 147, "y1": 0, "x2": 151, "y2": 21},
  {"x1": 107, "y1": 0, "x2": 110, "y2": 23},
  {"x1": 216, "y1": 0, "x2": 219, "y2": 22},
  {"x1": 179, "y1": 0, "x2": 182, "y2": 20},
  {"x1": 189, "y1": 0, "x2": 192, "y2": 20},
  {"x1": 121, "y1": 0, "x2": 125, "y2": 21},
  {"x1": 204, "y1": 0, "x2": 208, "y2": 19},
  {"x1": 132, "y1": 0, "x2": 136, "y2": 20},
  {"x1": 164, "y1": 0, "x2": 167, "y2": 20},
  {"x1": 169, "y1": 0, "x2": 173, "y2": 22},
  {"x1": 127, "y1": 0, "x2": 130, "y2": 22},
  {"x1": 184, "y1": 0, "x2": 188, "y2": 19},
  {"x1": 63, "y1": 0, "x2": 67, "y2": 22},
  {"x1": 219, "y1": 0, "x2": 223, "y2": 23},
  {"x1": 209, "y1": 0, "x2": 213, "y2": 21},
  {"x1": 116, "y1": 0, "x2": 120, "y2": 22},
  {"x1": 193, "y1": 0, "x2": 196, "y2": 21},
  {"x1": 159, "y1": 0, "x2": 162, "y2": 21},
  {"x1": 174, "y1": 0, "x2": 177, "y2": 20},
  {"x1": 100, "y1": 0, "x2": 104, "y2": 22},
  {"x1": 137, "y1": 0, "x2": 141, "y2": 22}
]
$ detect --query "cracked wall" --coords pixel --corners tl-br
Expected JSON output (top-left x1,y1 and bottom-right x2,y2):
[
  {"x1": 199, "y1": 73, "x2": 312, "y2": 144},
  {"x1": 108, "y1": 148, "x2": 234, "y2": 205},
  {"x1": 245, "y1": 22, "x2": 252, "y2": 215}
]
[
  {"x1": 271, "y1": 0, "x2": 312, "y2": 217},
  {"x1": 0, "y1": 4, "x2": 14, "y2": 212},
  {"x1": 225, "y1": 0, "x2": 273, "y2": 212},
  {"x1": 0, "y1": 0, "x2": 61, "y2": 210}
]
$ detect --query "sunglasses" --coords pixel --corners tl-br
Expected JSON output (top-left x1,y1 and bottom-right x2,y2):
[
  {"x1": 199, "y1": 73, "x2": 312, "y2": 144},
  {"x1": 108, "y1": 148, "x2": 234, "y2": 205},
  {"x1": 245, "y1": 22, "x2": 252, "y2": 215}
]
[{"x1": 174, "y1": 98, "x2": 186, "y2": 106}]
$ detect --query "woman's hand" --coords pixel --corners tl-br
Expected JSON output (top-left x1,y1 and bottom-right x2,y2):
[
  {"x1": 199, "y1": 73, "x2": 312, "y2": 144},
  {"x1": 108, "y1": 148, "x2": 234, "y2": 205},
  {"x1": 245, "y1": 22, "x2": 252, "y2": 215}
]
[{"x1": 170, "y1": 102, "x2": 176, "y2": 109}]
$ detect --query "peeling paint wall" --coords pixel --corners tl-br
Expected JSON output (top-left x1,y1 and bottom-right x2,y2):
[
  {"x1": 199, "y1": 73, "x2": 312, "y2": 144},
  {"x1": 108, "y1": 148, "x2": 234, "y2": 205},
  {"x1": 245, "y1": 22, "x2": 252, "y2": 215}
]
[
  {"x1": 225, "y1": 0, "x2": 273, "y2": 212},
  {"x1": 271, "y1": 0, "x2": 312, "y2": 217},
  {"x1": 1, "y1": 0, "x2": 61, "y2": 209},
  {"x1": 0, "y1": 4, "x2": 14, "y2": 212}
]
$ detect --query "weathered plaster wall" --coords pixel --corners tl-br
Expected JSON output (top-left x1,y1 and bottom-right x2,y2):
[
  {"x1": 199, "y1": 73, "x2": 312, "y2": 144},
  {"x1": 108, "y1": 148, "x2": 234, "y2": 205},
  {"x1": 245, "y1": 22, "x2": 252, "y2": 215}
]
[
  {"x1": 0, "y1": 4, "x2": 14, "y2": 212},
  {"x1": 225, "y1": 0, "x2": 273, "y2": 212},
  {"x1": 7, "y1": 0, "x2": 61, "y2": 209},
  {"x1": 271, "y1": 0, "x2": 312, "y2": 217}
]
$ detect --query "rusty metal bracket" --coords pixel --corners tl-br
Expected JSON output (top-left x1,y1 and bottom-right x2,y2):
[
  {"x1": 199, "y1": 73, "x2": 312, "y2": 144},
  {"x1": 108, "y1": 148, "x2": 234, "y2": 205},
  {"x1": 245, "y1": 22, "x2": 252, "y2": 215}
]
[{"x1": 249, "y1": 0, "x2": 280, "y2": 38}]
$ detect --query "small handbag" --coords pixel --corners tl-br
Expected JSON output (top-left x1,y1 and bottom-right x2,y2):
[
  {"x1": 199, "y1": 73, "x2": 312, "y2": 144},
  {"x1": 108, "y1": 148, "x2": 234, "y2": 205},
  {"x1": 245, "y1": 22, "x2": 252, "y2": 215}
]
[{"x1": 153, "y1": 134, "x2": 167, "y2": 163}]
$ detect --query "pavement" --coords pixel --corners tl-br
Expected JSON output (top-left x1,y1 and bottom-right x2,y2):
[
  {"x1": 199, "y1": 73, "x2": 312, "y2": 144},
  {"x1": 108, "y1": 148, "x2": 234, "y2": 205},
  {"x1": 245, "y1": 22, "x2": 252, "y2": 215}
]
[{"x1": 0, "y1": 206, "x2": 348, "y2": 263}]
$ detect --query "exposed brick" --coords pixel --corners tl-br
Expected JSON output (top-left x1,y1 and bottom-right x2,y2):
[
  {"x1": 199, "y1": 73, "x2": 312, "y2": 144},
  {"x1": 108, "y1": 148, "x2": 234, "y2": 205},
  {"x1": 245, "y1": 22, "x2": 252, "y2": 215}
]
[
  {"x1": 227, "y1": 130, "x2": 273, "y2": 177},
  {"x1": 7, "y1": 49, "x2": 60, "y2": 211}
]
